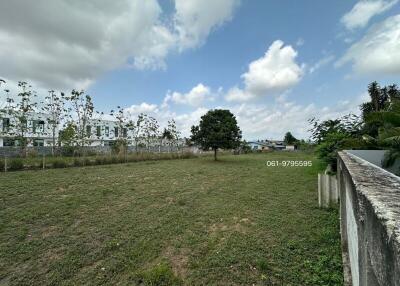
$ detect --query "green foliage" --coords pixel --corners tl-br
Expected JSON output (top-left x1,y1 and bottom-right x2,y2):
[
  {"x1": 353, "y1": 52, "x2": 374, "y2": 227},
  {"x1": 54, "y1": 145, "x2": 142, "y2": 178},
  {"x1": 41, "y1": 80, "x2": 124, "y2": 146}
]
[
  {"x1": 59, "y1": 123, "x2": 76, "y2": 147},
  {"x1": 52, "y1": 159, "x2": 68, "y2": 168},
  {"x1": 191, "y1": 109, "x2": 242, "y2": 160},
  {"x1": 311, "y1": 82, "x2": 400, "y2": 171},
  {"x1": 135, "y1": 263, "x2": 182, "y2": 286},
  {"x1": 111, "y1": 138, "x2": 127, "y2": 155},
  {"x1": 284, "y1": 131, "x2": 298, "y2": 145},
  {"x1": 310, "y1": 114, "x2": 363, "y2": 170},
  {"x1": 8, "y1": 158, "x2": 24, "y2": 171},
  {"x1": 73, "y1": 157, "x2": 85, "y2": 167}
]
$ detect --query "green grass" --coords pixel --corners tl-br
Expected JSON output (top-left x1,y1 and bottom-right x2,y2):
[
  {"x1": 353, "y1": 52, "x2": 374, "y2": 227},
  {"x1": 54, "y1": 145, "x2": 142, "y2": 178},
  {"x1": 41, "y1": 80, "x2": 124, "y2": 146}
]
[{"x1": 0, "y1": 152, "x2": 343, "y2": 285}]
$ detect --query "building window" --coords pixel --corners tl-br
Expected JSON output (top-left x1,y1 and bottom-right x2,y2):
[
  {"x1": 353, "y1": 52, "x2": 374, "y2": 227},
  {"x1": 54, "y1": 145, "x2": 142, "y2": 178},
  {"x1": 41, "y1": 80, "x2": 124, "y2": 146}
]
[
  {"x1": 20, "y1": 118, "x2": 27, "y2": 128},
  {"x1": 96, "y1": 126, "x2": 101, "y2": 137},
  {"x1": 2, "y1": 118, "x2": 10, "y2": 132},
  {"x1": 33, "y1": 139, "x2": 44, "y2": 147},
  {"x1": 105, "y1": 126, "x2": 109, "y2": 137},
  {"x1": 86, "y1": 125, "x2": 91, "y2": 136},
  {"x1": 123, "y1": 128, "x2": 127, "y2": 138},
  {"x1": 114, "y1": 127, "x2": 119, "y2": 138},
  {"x1": 32, "y1": 120, "x2": 45, "y2": 133},
  {"x1": 3, "y1": 138, "x2": 16, "y2": 146}
]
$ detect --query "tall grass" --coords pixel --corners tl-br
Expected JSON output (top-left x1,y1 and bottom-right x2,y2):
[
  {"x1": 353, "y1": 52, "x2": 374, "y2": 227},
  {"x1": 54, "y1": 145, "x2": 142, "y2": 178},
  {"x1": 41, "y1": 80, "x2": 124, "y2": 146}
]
[{"x1": 1, "y1": 152, "x2": 197, "y2": 172}]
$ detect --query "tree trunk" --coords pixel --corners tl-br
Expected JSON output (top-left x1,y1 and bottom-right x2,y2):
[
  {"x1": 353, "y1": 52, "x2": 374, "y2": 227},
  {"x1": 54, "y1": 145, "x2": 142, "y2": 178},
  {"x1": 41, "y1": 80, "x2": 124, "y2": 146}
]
[
  {"x1": 52, "y1": 127, "x2": 55, "y2": 156},
  {"x1": 214, "y1": 148, "x2": 217, "y2": 161}
]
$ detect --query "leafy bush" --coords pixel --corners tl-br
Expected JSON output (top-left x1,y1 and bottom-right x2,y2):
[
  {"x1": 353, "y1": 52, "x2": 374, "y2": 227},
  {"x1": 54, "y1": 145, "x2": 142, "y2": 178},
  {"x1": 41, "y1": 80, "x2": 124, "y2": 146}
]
[
  {"x1": 8, "y1": 158, "x2": 24, "y2": 171},
  {"x1": 95, "y1": 156, "x2": 105, "y2": 165},
  {"x1": 61, "y1": 146, "x2": 75, "y2": 157},
  {"x1": 111, "y1": 139, "x2": 127, "y2": 155},
  {"x1": 84, "y1": 157, "x2": 93, "y2": 166},
  {"x1": 52, "y1": 159, "x2": 68, "y2": 168},
  {"x1": 73, "y1": 158, "x2": 84, "y2": 167}
]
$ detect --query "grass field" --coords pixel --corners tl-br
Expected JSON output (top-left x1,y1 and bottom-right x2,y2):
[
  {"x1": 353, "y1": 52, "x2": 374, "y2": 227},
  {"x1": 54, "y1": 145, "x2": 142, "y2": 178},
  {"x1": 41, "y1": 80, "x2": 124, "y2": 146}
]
[{"x1": 0, "y1": 152, "x2": 343, "y2": 285}]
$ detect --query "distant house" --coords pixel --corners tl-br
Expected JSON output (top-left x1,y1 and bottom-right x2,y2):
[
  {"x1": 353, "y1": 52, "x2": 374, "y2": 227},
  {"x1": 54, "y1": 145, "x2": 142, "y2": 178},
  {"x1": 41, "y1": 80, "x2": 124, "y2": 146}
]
[
  {"x1": 248, "y1": 141, "x2": 271, "y2": 151},
  {"x1": 285, "y1": 145, "x2": 296, "y2": 151},
  {"x1": 248, "y1": 139, "x2": 297, "y2": 152}
]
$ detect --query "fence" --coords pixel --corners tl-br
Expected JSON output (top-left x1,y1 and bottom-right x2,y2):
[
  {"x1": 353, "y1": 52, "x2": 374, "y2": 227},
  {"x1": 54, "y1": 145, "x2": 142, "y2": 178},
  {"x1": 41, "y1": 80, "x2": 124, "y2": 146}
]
[{"x1": 0, "y1": 145, "x2": 193, "y2": 158}]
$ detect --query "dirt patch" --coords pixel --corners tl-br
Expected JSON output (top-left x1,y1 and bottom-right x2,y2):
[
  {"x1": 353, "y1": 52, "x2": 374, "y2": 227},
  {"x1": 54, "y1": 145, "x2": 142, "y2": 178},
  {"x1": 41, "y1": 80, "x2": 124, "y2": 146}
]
[
  {"x1": 209, "y1": 217, "x2": 254, "y2": 235},
  {"x1": 163, "y1": 246, "x2": 189, "y2": 279}
]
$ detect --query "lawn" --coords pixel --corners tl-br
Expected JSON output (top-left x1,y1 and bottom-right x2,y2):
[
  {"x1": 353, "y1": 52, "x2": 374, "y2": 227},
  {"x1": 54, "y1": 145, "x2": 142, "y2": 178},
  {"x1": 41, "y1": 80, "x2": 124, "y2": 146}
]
[{"x1": 0, "y1": 152, "x2": 343, "y2": 285}]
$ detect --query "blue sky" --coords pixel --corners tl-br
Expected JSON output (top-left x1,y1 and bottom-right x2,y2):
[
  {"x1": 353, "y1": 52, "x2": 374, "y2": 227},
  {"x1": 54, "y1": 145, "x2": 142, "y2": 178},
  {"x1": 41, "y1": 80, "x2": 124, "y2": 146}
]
[{"x1": 1, "y1": 0, "x2": 399, "y2": 139}]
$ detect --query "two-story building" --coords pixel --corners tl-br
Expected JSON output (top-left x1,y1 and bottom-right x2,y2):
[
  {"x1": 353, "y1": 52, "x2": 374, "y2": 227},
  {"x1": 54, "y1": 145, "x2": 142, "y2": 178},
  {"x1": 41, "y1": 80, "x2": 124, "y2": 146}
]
[{"x1": 0, "y1": 110, "x2": 55, "y2": 147}]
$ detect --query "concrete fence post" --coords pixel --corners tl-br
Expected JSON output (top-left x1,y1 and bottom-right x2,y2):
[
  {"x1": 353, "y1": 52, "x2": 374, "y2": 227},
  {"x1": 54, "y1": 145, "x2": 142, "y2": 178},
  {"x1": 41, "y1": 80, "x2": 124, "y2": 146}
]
[{"x1": 318, "y1": 171, "x2": 339, "y2": 208}]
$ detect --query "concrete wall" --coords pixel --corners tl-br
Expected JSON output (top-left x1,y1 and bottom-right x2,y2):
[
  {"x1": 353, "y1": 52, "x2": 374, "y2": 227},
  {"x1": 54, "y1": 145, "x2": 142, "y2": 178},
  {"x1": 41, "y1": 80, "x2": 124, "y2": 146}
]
[
  {"x1": 338, "y1": 151, "x2": 400, "y2": 286},
  {"x1": 318, "y1": 173, "x2": 339, "y2": 208},
  {"x1": 346, "y1": 150, "x2": 400, "y2": 175}
]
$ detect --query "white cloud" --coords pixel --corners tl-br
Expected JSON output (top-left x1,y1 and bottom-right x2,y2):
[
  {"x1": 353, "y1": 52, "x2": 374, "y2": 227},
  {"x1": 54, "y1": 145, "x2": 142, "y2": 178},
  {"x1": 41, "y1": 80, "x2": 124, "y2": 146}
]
[
  {"x1": 0, "y1": 0, "x2": 240, "y2": 91},
  {"x1": 337, "y1": 15, "x2": 400, "y2": 74},
  {"x1": 125, "y1": 102, "x2": 159, "y2": 116},
  {"x1": 163, "y1": 83, "x2": 212, "y2": 107},
  {"x1": 174, "y1": 0, "x2": 240, "y2": 49},
  {"x1": 115, "y1": 89, "x2": 368, "y2": 140},
  {"x1": 341, "y1": 0, "x2": 398, "y2": 30},
  {"x1": 229, "y1": 94, "x2": 366, "y2": 140},
  {"x1": 309, "y1": 55, "x2": 335, "y2": 74},
  {"x1": 225, "y1": 40, "x2": 304, "y2": 102},
  {"x1": 225, "y1": 87, "x2": 253, "y2": 102}
]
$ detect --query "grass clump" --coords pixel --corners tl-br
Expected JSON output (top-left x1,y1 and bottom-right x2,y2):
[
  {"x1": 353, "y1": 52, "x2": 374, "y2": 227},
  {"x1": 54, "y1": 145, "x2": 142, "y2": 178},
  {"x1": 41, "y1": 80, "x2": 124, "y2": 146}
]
[
  {"x1": 8, "y1": 158, "x2": 24, "y2": 171},
  {"x1": 52, "y1": 159, "x2": 68, "y2": 168},
  {"x1": 135, "y1": 263, "x2": 183, "y2": 286}
]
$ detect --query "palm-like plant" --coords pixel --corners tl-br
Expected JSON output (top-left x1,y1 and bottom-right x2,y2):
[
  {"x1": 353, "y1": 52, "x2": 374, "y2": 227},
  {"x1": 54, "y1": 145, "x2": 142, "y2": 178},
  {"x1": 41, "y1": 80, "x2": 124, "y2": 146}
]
[{"x1": 364, "y1": 101, "x2": 400, "y2": 168}]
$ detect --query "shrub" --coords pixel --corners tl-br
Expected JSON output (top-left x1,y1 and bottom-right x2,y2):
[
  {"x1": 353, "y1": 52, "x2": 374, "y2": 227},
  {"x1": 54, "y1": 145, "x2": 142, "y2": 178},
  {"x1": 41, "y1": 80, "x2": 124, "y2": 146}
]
[
  {"x1": 0, "y1": 159, "x2": 4, "y2": 171},
  {"x1": 61, "y1": 146, "x2": 75, "y2": 157},
  {"x1": 8, "y1": 158, "x2": 24, "y2": 171},
  {"x1": 52, "y1": 159, "x2": 68, "y2": 168},
  {"x1": 95, "y1": 156, "x2": 105, "y2": 165},
  {"x1": 26, "y1": 149, "x2": 38, "y2": 158},
  {"x1": 84, "y1": 157, "x2": 93, "y2": 166},
  {"x1": 73, "y1": 157, "x2": 84, "y2": 167},
  {"x1": 110, "y1": 156, "x2": 118, "y2": 164}
]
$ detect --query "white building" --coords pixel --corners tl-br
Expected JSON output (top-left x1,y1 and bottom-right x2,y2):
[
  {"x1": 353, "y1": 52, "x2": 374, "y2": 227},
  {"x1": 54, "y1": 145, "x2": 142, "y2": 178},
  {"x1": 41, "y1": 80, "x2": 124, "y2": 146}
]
[
  {"x1": 0, "y1": 111, "x2": 184, "y2": 149},
  {"x1": 0, "y1": 111, "x2": 55, "y2": 147}
]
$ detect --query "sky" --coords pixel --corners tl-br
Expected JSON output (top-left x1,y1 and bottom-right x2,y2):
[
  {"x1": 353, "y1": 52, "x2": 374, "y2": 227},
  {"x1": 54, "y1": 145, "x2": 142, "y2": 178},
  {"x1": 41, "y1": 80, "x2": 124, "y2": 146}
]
[{"x1": 0, "y1": 0, "x2": 399, "y2": 140}]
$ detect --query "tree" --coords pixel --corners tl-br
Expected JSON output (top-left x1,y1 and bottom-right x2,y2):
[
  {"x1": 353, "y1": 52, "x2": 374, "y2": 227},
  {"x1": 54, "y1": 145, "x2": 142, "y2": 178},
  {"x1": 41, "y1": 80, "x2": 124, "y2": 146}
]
[
  {"x1": 190, "y1": 109, "x2": 242, "y2": 160},
  {"x1": 59, "y1": 123, "x2": 76, "y2": 147},
  {"x1": 132, "y1": 113, "x2": 145, "y2": 154},
  {"x1": 41, "y1": 90, "x2": 66, "y2": 155},
  {"x1": 283, "y1": 132, "x2": 298, "y2": 145},
  {"x1": 309, "y1": 114, "x2": 364, "y2": 170},
  {"x1": 65, "y1": 90, "x2": 94, "y2": 146},
  {"x1": 110, "y1": 106, "x2": 133, "y2": 155},
  {"x1": 14, "y1": 81, "x2": 38, "y2": 154},
  {"x1": 360, "y1": 82, "x2": 400, "y2": 138},
  {"x1": 141, "y1": 115, "x2": 159, "y2": 152}
]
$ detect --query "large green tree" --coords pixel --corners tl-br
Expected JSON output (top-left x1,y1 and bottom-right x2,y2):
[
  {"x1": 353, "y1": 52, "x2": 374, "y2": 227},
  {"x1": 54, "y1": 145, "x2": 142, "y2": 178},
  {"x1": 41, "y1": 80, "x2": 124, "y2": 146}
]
[
  {"x1": 283, "y1": 132, "x2": 298, "y2": 145},
  {"x1": 191, "y1": 109, "x2": 242, "y2": 160}
]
